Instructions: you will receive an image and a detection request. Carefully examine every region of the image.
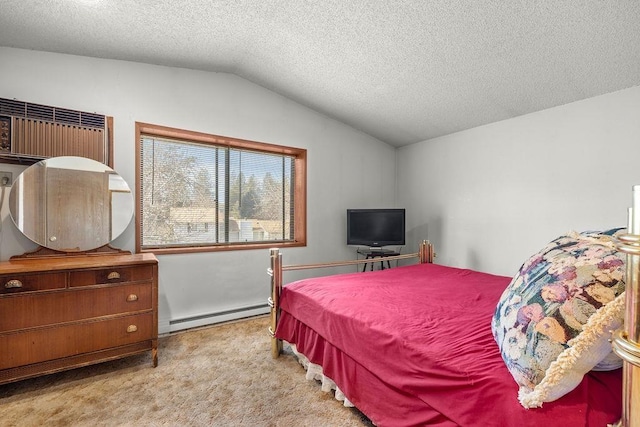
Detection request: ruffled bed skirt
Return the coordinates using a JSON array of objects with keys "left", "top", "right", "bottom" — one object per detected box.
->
[{"left": 288, "top": 343, "right": 355, "bottom": 408}]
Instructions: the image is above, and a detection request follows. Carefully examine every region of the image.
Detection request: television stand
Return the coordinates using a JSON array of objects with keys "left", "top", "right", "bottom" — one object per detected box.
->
[{"left": 357, "top": 248, "right": 401, "bottom": 272}]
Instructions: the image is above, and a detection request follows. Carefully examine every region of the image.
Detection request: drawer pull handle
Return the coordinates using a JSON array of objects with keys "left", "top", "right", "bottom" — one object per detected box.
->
[
  {"left": 4, "top": 279, "right": 23, "bottom": 289},
  {"left": 127, "top": 325, "right": 138, "bottom": 333},
  {"left": 107, "top": 271, "right": 121, "bottom": 280},
  {"left": 127, "top": 294, "right": 138, "bottom": 302}
]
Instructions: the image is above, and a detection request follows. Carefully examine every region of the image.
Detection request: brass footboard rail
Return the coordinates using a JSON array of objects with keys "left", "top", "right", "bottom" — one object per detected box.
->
[
  {"left": 267, "top": 240, "right": 434, "bottom": 359},
  {"left": 612, "top": 185, "right": 640, "bottom": 427}
]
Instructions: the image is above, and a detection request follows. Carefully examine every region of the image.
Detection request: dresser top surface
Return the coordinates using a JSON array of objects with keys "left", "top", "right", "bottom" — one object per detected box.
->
[{"left": 0, "top": 253, "right": 158, "bottom": 274}]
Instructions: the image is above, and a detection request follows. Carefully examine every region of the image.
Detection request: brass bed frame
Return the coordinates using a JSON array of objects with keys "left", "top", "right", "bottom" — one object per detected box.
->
[
  {"left": 612, "top": 185, "right": 640, "bottom": 427},
  {"left": 267, "top": 240, "right": 434, "bottom": 359},
  {"left": 268, "top": 199, "right": 640, "bottom": 426}
]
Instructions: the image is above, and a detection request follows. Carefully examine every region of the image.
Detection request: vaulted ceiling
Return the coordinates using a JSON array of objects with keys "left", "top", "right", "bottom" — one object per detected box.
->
[{"left": 1, "top": 1, "right": 639, "bottom": 147}]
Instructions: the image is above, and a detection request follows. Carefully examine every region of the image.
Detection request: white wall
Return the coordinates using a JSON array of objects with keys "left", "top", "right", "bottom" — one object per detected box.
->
[
  {"left": 0, "top": 47, "right": 397, "bottom": 333},
  {"left": 398, "top": 86, "right": 640, "bottom": 277}
]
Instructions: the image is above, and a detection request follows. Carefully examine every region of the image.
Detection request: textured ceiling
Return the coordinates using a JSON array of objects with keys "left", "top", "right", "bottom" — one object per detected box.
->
[{"left": 1, "top": 1, "right": 639, "bottom": 147}]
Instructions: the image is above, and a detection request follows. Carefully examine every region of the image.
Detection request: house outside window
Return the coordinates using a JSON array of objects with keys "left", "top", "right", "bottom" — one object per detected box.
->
[{"left": 135, "top": 122, "right": 307, "bottom": 254}]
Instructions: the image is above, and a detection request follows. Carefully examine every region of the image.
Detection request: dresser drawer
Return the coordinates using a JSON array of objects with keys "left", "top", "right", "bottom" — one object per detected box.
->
[
  {"left": 0, "top": 312, "right": 154, "bottom": 370},
  {"left": 0, "top": 283, "right": 153, "bottom": 332},
  {"left": 0, "top": 272, "right": 66, "bottom": 295},
  {"left": 69, "top": 265, "right": 154, "bottom": 287},
  {"left": 0, "top": 253, "right": 158, "bottom": 384}
]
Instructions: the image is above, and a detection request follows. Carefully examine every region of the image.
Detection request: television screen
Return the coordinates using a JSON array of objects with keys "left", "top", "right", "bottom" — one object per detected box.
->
[{"left": 346, "top": 208, "right": 405, "bottom": 247}]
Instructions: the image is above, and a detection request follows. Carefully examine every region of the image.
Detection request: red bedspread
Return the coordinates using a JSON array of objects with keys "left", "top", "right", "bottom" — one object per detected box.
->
[{"left": 275, "top": 263, "right": 622, "bottom": 427}]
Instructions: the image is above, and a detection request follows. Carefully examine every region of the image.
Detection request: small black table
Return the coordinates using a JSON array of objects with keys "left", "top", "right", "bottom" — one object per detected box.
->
[{"left": 357, "top": 248, "right": 400, "bottom": 272}]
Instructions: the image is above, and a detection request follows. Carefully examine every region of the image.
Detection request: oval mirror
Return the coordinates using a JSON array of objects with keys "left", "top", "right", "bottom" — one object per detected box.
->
[{"left": 8, "top": 156, "right": 134, "bottom": 252}]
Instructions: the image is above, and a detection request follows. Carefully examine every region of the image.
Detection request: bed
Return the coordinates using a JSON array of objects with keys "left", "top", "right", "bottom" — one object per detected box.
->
[{"left": 267, "top": 238, "right": 631, "bottom": 427}]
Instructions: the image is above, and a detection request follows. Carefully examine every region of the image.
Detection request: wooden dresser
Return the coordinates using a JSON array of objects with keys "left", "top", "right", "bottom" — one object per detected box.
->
[{"left": 0, "top": 250, "right": 158, "bottom": 385}]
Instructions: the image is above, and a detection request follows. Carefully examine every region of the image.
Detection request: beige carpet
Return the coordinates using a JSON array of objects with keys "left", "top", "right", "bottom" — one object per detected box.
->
[{"left": 0, "top": 315, "right": 373, "bottom": 427}]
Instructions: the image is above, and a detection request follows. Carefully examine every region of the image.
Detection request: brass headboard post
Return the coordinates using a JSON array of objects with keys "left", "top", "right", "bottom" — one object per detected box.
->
[
  {"left": 613, "top": 185, "right": 640, "bottom": 427},
  {"left": 268, "top": 248, "right": 283, "bottom": 359},
  {"left": 420, "top": 239, "right": 434, "bottom": 264}
]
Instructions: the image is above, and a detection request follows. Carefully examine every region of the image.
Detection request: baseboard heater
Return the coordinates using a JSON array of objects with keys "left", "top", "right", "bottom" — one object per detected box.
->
[{"left": 168, "top": 303, "right": 269, "bottom": 332}]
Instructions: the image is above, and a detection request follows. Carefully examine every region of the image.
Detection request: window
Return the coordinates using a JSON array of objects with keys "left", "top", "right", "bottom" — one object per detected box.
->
[{"left": 135, "top": 122, "right": 307, "bottom": 254}]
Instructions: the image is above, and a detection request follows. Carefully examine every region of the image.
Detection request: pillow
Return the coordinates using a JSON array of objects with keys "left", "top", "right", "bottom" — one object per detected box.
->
[{"left": 491, "top": 229, "right": 626, "bottom": 408}]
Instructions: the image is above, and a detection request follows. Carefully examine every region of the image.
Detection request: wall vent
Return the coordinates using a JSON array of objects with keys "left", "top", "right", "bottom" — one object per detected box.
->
[{"left": 0, "top": 98, "right": 111, "bottom": 166}]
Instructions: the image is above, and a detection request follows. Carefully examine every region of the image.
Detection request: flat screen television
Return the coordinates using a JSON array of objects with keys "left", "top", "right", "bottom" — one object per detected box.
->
[{"left": 346, "top": 208, "right": 405, "bottom": 248}]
